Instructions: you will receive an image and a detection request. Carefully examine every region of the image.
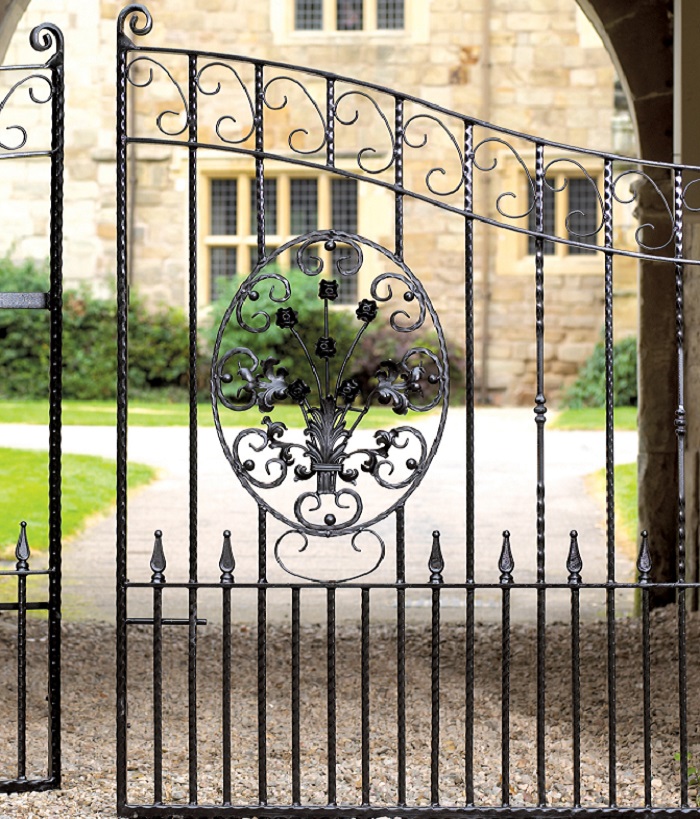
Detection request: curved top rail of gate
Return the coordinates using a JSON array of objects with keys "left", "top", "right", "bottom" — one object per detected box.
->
[{"left": 118, "top": 3, "right": 700, "bottom": 266}]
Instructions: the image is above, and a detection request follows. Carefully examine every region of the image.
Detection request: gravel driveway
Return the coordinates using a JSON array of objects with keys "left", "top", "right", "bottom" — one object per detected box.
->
[{"left": 1, "top": 607, "right": 698, "bottom": 818}]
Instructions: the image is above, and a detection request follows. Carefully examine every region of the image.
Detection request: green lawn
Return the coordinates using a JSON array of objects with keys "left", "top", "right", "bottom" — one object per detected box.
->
[
  {"left": 0, "top": 399, "right": 429, "bottom": 429},
  {"left": 0, "top": 448, "right": 155, "bottom": 560},
  {"left": 551, "top": 406, "right": 637, "bottom": 431}
]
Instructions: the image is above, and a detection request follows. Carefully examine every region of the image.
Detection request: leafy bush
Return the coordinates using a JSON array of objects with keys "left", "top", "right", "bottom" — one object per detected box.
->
[
  {"left": 0, "top": 257, "right": 189, "bottom": 400},
  {"left": 563, "top": 335, "right": 637, "bottom": 408}
]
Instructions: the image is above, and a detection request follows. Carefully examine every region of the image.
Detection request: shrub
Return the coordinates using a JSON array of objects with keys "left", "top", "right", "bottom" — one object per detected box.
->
[
  {"left": 0, "top": 256, "right": 190, "bottom": 400},
  {"left": 563, "top": 335, "right": 637, "bottom": 408}
]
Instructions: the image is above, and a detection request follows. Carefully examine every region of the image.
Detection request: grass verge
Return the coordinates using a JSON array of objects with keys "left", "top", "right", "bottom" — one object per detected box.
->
[
  {"left": 586, "top": 462, "right": 638, "bottom": 559},
  {"left": 0, "top": 448, "right": 155, "bottom": 560},
  {"left": 550, "top": 406, "right": 637, "bottom": 431}
]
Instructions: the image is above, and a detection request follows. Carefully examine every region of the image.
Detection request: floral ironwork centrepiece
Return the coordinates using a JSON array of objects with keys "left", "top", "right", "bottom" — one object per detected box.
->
[{"left": 211, "top": 230, "right": 449, "bottom": 552}]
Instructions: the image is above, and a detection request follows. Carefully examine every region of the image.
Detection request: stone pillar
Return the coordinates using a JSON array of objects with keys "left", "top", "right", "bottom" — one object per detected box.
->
[
  {"left": 576, "top": 0, "right": 676, "bottom": 605},
  {"left": 636, "top": 172, "right": 678, "bottom": 608},
  {"left": 674, "top": 0, "right": 700, "bottom": 609}
]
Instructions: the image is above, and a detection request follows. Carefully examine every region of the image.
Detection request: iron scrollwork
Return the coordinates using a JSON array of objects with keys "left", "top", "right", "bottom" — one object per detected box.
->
[
  {"left": 0, "top": 23, "right": 62, "bottom": 155},
  {"left": 211, "top": 230, "right": 448, "bottom": 563}
]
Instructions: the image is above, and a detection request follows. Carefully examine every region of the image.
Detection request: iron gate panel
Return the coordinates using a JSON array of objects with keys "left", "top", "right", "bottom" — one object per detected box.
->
[
  {"left": 116, "top": 5, "right": 699, "bottom": 817},
  {"left": 0, "top": 22, "right": 64, "bottom": 794}
]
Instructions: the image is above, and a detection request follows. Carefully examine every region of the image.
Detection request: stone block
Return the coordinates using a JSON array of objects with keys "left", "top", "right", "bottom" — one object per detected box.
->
[
  {"left": 97, "top": 221, "right": 116, "bottom": 240},
  {"left": 570, "top": 68, "right": 597, "bottom": 87},
  {"left": 505, "top": 12, "right": 543, "bottom": 32},
  {"left": 557, "top": 342, "right": 595, "bottom": 363}
]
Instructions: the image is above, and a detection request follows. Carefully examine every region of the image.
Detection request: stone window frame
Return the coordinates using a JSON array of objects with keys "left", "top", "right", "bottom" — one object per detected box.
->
[
  {"left": 293, "top": 0, "right": 404, "bottom": 32},
  {"left": 199, "top": 160, "right": 363, "bottom": 306},
  {"left": 269, "top": 0, "right": 429, "bottom": 45}
]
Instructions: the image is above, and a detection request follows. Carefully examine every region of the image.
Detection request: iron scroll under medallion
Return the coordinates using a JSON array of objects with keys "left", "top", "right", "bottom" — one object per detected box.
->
[{"left": 211, "top": 229, "right": 449, "bottom": 537}]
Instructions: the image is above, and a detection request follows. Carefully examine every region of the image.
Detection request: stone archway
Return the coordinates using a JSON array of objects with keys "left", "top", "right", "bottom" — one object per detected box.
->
[{"left": 0, "top": 0, "right": 30, "bottom": 61}]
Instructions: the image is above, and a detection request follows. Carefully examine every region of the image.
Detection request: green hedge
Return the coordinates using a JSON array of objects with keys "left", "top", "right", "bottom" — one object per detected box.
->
[
  {"left": 0, "top": 257, "right": 463, "bottom": 404},
  {"left": 0, "top": 257, "right": 189, "bottom": 400}
]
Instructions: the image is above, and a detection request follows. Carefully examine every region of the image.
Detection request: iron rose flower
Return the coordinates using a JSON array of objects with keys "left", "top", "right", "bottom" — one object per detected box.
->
[
  {"left": 315, "top": 336, "right": 337, "bottom": 358},
  {"left": 319, "top": 279, "right": 339, "bottom": 301},
  {"left": 339, "top": 378, "right": 361, "bottom": 402},
  {"left": 275, "top": 307, "right": 298, "bottom": 329},
  {"left": 356, "top": 299, "right": 378, "bottom": 323},
  {"left": 287, "top": 378, "right": 311, "bottom": 403}
]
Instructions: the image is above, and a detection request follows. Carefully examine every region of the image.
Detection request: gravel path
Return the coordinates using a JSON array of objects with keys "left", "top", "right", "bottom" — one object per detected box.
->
[{"left": 1, "top": 607, "right": 698, "bottom": 817}]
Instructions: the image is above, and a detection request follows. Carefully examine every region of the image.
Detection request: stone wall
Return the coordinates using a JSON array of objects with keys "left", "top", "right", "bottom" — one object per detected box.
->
[{"left": 0, "top": 0, "right": 637, "bottom": 405}]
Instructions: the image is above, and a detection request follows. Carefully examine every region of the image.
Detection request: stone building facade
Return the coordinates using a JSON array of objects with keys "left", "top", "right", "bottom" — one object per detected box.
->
[{"left": 0, "top": 0, "right": 637, "bottom": 404}]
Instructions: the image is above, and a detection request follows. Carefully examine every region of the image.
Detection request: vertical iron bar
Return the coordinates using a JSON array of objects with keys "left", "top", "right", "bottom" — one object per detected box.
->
[
  {"left": 327, "top": 586, "right": 336, "bottom": 805},
  {"left": 499, "top": 532, "right": 514, "bottom": 808},
  {"left": 292, "top": 587, "right": 301, "bottom": 804},
  {"left": 255, "top": 64, "right": 265, "bottom": 262},
  {"left": 430, "top": 585, "right": 441, "bottom": 805},
  {"left": 153, "top": 584, "right": 163, "bottom": 803},
  {"left": 603, "top": 158, "right": 617, "bottom": 807},
  {"left": 394, "top": 97, "right": 404, "bottom": 260},
  {"left": 258, "top": 507, "right": 268, "bottom": 805},
  {"left": 642, "top": 581, "right": 652, "bottom": 807},
  {"left": 637, "top": 532, "right": 653, "bottom": 808},
  {"left": 361, "top": 587, "right": 370, "bottom": 805},
  {"left": 47, "top": 29, "right": 64, "bottom": 788},
  {"left": 115, "top": 23, "right": 130, "bottom": 810},
  {"left": 326, "top": 78, "right": 335, "bottom": 169},
  {"left": 222, "top": 584, "right": 231, "bottom": 805},
  {"left": 463, "top": 120, "right": 475, "bottom": 807},
  {"left": 150, "top": 530, "right": 166, "bottom": 806},
  {"left": 674, "top": 167, "right": 688, "bottom": 807},
  {"left": 501, "top": 581, "right": 510, "bottom": 806},
  {"left": 220, "top": 530, "right": 234, "bottom": 807},
  {"left": 534, "top": 142, "right": 547, "bottom": 806},
  {"left": 429, "top": 532, "right": 444, "bottom": 807},
  {"left": 568, "top": 531, "right": 583, "bottom": 808},
  {"left": 396, "top": 507, "right": 406, "bottom": 806},
  {"left": 16, "top": 548, "right": 27, "bottom": 781},
  {"left": 571, "top": 583, "right": 581, "bottom": 806},
  {"left": 187, "top": 52, "right": 199, "bottom": 807}
]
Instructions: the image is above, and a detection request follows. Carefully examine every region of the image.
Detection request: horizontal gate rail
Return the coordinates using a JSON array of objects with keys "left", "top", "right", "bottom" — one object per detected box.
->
[{"left": 0, "top": 292, "right": 50, "bottom": 309}]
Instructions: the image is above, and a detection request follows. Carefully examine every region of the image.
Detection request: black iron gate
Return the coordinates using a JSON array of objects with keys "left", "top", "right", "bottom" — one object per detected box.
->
[
  {"left": 0, "top": 23, "right": 63, "bottom": 794},
  {"left": 116, "top": 4, "right": 698, "bottom": 817}
]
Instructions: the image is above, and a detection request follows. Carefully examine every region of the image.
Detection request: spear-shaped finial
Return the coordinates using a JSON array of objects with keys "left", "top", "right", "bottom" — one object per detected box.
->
[
  {"left": 219, "top": 530, "right": 235, "bottom": 584},
  {"left": 15, "top": 521, "right": 29, "bottom": 570},
  {"left": 566, "top": 530, "right": 583, "bottom": 584},
  {"left": 498, "top": 530, "right": 514, "bottom": 584},
  {"left": 428, "top": 531, "right": 444, "bottom": 584},
  {"left": 637, "top": 530, "right": 651, "bottom": 584},
  {"left": 150, "top": 529, "right": 166, "bottom": 584}
]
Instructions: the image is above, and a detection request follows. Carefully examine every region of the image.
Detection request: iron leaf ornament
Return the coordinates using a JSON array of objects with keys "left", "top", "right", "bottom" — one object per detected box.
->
[{"left": 211, "top": 230, "right": 449, "bottom": 538}]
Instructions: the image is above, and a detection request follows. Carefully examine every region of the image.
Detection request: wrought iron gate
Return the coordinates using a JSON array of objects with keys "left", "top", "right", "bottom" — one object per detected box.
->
[
  {"left": 116, "top": 4, "right": 698, "bottom": 817},
  {"left": 0, "top": 23, "right": 64, "bottom": 794}
]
